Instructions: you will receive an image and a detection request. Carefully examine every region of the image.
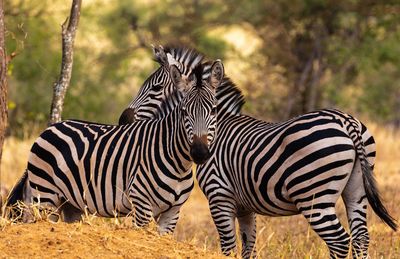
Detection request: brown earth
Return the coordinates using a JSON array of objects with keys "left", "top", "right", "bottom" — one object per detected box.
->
[{"left": 0, "top": 220, "right": 226, "bottom": 259}]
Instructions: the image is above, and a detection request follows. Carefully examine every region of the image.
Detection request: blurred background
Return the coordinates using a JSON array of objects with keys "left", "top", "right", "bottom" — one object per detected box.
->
[{"left": 5, "top": 0, "right": 400, "bottom": 137}]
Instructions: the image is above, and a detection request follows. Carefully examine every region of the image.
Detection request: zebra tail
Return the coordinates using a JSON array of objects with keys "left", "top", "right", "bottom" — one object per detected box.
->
[
  {"left": 355, "top": 127, "right": 398, "bottom": 231},
  {"left": 6, "top": 170, "right": 28, "bottom": 211},
  {"left": 361, "top": 162, "right": 397, "bottom": 231}
]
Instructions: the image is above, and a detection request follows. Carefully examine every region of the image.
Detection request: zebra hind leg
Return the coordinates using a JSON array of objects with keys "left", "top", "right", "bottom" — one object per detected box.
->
[
  {"left": 301, "top": 207, "right": 350, "bottom": 259},
  {"left": 238, "top": 212, "right": 257, "bottom": 259},
  {"left": 23, "top": 182, "right": 62, "bottom": 223},
  {"left": 342, "top": 159, "right": 369, "bottom": 258},
  {"left": 61, "top": 201, "right": 83, "bottom": 223}
]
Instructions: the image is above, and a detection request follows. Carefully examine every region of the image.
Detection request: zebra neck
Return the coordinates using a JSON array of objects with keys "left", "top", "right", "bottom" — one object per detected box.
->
[
  {"left": 162, "top": 107, "right": 193, "bottom": 175},
  {"left": 127, "top": 66, "right": 163, "bottom": 108}
]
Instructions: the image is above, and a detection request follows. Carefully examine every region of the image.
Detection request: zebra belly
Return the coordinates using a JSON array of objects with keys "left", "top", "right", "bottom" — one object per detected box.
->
[
  {"left": 82, "top": 185, "right": 131, "bottom": 217},
  {"left": 235, "top": 182, "right": 299, "bottom": 217}
]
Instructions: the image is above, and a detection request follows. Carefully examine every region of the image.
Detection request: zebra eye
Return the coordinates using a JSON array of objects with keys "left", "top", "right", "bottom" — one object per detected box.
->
[
  {"left": 211, "top": 107, "right": 217, "bottom": 116},
  {"left": 152, "top": 84, "right": 163, "bottom": 92}
]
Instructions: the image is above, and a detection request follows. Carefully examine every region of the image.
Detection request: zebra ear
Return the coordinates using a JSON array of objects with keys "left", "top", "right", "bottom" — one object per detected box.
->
[
  {"left": 209, "top": 60, "right": 224, "bottom": 89},
  {"left": 152, "top": 45, "right": 168, "bottom": 65},
  {"left": 169, "top": 65, "right": 186, "bottom": 92}
]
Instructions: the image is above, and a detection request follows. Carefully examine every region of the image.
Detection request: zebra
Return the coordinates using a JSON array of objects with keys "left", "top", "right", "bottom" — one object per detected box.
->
[
  {"left": 6, "top": 59, "right": 225, "bottom": 235},
  {"left": 196, "top": 107, "right": 397, "bottom": 258},
  {"left": 118, "top": 54, "right": 396, "bottom": 258},
  {"left": 119, "top": 45, "right": 204, "bottom": 125}
]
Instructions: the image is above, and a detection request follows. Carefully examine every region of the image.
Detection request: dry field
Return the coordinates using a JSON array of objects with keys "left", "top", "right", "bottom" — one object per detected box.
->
[{"left": 0, "top": 122, "right": 399, "bottom": 258}]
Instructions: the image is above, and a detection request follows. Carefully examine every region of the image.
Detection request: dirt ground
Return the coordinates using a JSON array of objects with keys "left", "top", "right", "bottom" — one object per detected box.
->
[{"left": 0, "top": 220, "right": 226, "bottom": 259}]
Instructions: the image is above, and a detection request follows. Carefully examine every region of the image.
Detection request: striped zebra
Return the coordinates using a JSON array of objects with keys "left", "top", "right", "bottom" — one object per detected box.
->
[
  {"left": 6, "top": 59, "right": 225, "bottom": 235},
  {"left": 119, "top": 45, "right": 203, "bottom": 124},
  {"left": 120, "top": 56, "right": 396, "bottom": 258},
  {"left": 196, "top": 108, "right": 397, "bottom": 258}
]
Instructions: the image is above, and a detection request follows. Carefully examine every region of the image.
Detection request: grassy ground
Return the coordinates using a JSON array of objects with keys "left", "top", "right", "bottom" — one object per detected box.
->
[
  {"left": 1, "top": 122, "right": 399, "bottom": 258},
  {"left": 0, "top": 220, "right": 227, "bottom": 258}
]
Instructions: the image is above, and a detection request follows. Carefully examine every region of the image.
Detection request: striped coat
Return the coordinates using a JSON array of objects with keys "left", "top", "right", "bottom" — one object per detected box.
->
[
  {"left": 7, "top": 60, "right": 224, "bottom": 235},
  {"left": 120, "top": 56, "right": 396, "bottom": 258}
]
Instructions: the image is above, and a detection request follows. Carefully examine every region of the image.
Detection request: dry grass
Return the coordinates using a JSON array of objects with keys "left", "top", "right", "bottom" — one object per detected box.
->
[
  {"left": 0, "top": 220, "right": 226, "bottom": 258},
  {"left": 1, "top": 122, "right": 399, "bottom": 258}
]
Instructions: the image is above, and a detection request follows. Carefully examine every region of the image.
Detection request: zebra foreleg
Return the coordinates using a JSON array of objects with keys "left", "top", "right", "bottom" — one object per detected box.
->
[
  {"left": 210, "top": 203, "right": 238, "bottom": 256},
  {"left": 156, "top": 205, "right": 181, "bottom": 235},
  {"left": 342, "top": 160, "right": 369, "bottom": 258},
  {"left": 301, "top": 207, "right": 350, "bottom": 259},
  {"left": 238, "top": 212, "right": 257, "bottom": 259}
]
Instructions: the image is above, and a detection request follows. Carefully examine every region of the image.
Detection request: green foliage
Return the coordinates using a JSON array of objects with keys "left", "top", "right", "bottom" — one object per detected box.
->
[{"left": 4, "top": 0, "right": 400, "bottom": 137}]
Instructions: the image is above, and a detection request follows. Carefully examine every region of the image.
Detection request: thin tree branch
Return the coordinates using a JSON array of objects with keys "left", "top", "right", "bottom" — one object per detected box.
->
[{"left": 49, "top": 0, "right": 82, "bottom": 125}]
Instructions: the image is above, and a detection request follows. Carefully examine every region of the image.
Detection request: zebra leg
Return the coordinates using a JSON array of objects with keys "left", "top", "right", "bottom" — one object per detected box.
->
[
  {"left": 157, "top": 205, "right": 181, "bottom": 235},
  {"left": 23, "top": 180, "right": 62, "bottom": 223},
  {"left": 132, "top": 202, "right": 153, "bottom": 228},
  {"left": 342, "top": 160, "right": 369, "bottom": 258},
  {"left": 61, "top": 202, "right": 83, "bottom": 223},
  {"left": 301, "top": 207, "right": 350, "bottom": 259},
  {"left": 22, "top": 180, "right": 35, "bottom": 223},
  {"left": 238, "top": 212, "right": 257, "bottom": 259},
  {"left": 210, "top": 203, "right": 237, "bottom": 256}
]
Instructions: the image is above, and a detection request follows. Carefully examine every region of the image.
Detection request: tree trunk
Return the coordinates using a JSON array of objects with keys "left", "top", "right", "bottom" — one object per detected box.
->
[
  {"left": 284, "top": 54, "right": 313, "bottom": 119},
  {"left": 0, "top": 0, "right": 8, "bottom": 204},
  {"left": 48, "top": 0, "right": 82, "bottom": 125}
]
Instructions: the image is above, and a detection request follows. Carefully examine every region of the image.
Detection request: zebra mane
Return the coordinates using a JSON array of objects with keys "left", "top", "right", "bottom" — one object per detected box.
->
[
  {"left": 193, "top": 62, "right": 204, "bottom": 89},
  {"left": 216, "top": 76, "right": 245, "bottom": 117},
  {"left": 162, "top": 45, "right": 204, "bottom": 74},
  {"left": 201, "top": 60, "right": 245, "bottom": 117},
  {"left": 152, "top": 46, "right": 245, "bottom": 119},
  {"left": 155, "top": 61, "right": 206, "bottom": 119}
]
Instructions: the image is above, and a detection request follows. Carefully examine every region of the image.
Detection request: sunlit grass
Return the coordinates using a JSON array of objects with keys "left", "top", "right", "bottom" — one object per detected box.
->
[{"left": 1, "top": 122, "right": 399, "bottom": 258}]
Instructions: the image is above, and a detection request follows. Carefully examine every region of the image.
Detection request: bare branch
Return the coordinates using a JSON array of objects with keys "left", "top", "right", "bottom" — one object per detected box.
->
[{"left": 49, "top": 0, "right": 82, "bottom": 125}]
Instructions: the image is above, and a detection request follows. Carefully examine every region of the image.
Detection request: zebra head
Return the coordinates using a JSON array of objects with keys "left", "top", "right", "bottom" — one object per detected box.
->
[
  {"left": 119, "top": 45, "right": 204, "bottom": 125},
  {"left": 170, "top": 60, "right": 224, "bottom": 164}
]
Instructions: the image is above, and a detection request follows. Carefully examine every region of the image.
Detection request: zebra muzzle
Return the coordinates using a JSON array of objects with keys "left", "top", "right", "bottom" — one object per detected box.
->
[{"left": 190, "top": 134, "right": 211, "bottom": 164}]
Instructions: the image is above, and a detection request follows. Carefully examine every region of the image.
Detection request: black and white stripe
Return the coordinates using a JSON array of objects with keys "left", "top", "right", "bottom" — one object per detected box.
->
[
  {"left": 117, "top": 50, "right": 396, "bottom": 258},
  {"left": 7, "top": 60, "right": 224, "bottom": 235},
  {"left": 196, "top": 105, "right": 397, "bottom": 258}
]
